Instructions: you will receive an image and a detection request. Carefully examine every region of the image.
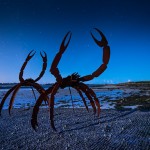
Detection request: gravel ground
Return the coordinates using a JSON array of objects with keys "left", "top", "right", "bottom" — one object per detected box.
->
[{"left": 0, "top": 108, "right": 150, "bottom": 150}]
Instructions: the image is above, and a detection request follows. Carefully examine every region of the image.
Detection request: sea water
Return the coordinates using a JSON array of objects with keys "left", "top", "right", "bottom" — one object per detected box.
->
[{"left": 0, "top": 85, "right": 142, "bottom": 110}]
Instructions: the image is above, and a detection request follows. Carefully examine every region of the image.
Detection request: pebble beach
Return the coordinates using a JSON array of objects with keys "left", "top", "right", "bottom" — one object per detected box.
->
[{"left": 0, "top": 108, "right": 150, "bottom": 150}]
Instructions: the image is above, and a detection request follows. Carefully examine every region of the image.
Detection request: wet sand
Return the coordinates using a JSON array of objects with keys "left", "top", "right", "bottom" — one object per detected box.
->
[{"left": 0, "top": 108, "right": 150, "bottom": 150}]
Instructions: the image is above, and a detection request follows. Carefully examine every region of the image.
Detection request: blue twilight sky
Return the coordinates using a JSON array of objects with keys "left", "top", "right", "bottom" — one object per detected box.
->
[{"left": 0, "top": 0, "right": 150, "bottom": 84}]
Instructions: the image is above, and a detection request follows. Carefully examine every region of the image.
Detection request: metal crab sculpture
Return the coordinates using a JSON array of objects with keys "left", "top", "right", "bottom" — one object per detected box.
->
[
  {"left": 31, "top": 28, "right": 110, "bottom": 131},
  {"left": 0, "top": 51, "right": 47, "bottom": 115},
  {"left": 0, "top": 28, "right": 110, "bottom": 131}
]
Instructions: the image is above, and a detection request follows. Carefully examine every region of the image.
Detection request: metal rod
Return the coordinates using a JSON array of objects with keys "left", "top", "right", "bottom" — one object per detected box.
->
[
  {"left": 69, "top": 86, "right": 75, "bottom": 112},
  {"left": 31, "top": 87, "right": 36, "bottom": 101}
]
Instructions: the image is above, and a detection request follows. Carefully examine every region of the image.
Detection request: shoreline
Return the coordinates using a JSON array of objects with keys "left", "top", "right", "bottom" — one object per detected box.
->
[
  {"left": 0, "top": 108, "right": 150, "bottom": 150},
  {"left": 1, "top": 83, "right": 150, "bottom": 110}
]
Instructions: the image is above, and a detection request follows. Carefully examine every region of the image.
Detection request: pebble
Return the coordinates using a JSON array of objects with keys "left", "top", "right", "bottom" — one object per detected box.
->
[{"left": 0, "top": 108, "right": 150, "bottom": 150}]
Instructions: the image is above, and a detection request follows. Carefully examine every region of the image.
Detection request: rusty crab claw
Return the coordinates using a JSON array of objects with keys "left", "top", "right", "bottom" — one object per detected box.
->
[
  {"left": 19, "top": 50, "right": 36, "bottom": 82},
  {"left": 34, "top": 51, "right": 47, "bottom": 82},
  {"left": 40, "top": 51, "right": 47, "bottom": 62},
  {"left": 91, "top": 28, "right": 108, "bottom": 47},
  {"left": 50, "top": 31, "right": 72, "bottom": 83},
  {"left": 79, "top": 28, "right": 110, "bottom": 82},
  {"left": 59, "top": 31, "right": 72, "bottom": 53},
  {"left": 25, "top": 50, "right": 36, "bottom": 62},
  {"left": 91, "top": 28, "right": 110, "bottom": 65}
]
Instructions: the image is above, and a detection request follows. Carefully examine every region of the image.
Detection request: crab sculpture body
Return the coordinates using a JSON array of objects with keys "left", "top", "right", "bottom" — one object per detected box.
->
[
  {"left": 0, "top": 51, "right": 47, "bottom": 114},
  {"left": 31, "top": 28, "right": 110, "bottom": 131}
]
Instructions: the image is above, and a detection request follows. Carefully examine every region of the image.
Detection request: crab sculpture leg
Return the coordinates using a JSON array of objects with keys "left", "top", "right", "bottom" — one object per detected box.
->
[
  {"left": 8, "top": 82, "right": 46, "bottom": 115},
  {"left": 31, "top": 84, "right": 56, "bottom": 130},
  {"left": 8, "top": 83, "right": 22, "bottom": 114},
  {"left": 49, "top": 83, "right": 60, "bottom": 131},
  {"left": 0, "top": 51, "right": 47, "bottom": 115},
  {"left": 74, "top": 87, "right": 89, "bottom": 112},
  {"left": 0, "top": 85, "right": 18, "bottom": 115},
  {"left": 78, "top": 83, "right": 101, "bottom": 116},
  {"left": 76, "top": 84, "right": 97, "bottom": 114}
]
